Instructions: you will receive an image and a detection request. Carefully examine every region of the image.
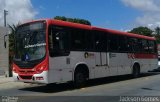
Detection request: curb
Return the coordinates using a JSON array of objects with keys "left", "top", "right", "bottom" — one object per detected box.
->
[{"left": 0, "top": 76, "right": 13, "bottom": 84}]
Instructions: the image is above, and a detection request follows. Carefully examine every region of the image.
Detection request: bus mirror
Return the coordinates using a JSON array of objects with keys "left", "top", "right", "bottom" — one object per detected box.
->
[
  {"left": 4, "top": 41, "right": 6, "bottom": 48},
  {"left": 4, "top": 34, "right": 9, "bottom": 49}
]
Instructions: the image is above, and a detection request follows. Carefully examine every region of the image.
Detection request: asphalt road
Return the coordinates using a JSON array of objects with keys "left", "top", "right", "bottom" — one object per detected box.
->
[{"left": 1, "top": 73, "right": 160, "bottom": 102}]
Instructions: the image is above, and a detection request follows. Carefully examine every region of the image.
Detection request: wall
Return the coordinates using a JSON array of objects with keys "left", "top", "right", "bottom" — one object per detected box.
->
[{"left": 0, "top": 27, "right": 9, "bottom": 76}]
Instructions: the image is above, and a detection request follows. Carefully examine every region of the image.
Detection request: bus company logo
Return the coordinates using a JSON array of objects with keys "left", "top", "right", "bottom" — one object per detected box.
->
[
  {"left": 84, "top": 52, "right": 94, "bottom": 58},
  {"left": 128, "top": 53, "right": 135, "bottom": 59},
  {"left": 84, "top": 52, "right": 89, "bottom": 58}
]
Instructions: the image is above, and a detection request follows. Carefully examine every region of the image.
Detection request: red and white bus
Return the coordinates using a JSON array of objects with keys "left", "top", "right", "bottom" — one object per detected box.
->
[{"left": 12, "top": 19, "right": 158, "bottom": 86}]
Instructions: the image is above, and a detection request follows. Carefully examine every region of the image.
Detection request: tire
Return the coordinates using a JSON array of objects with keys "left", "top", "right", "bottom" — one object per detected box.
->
[
  {"left": 74, "top": 70, "right": 87, "bottom": 88},
  {"left": 132, "top": 64, "right": 140, "bottom": 78}
]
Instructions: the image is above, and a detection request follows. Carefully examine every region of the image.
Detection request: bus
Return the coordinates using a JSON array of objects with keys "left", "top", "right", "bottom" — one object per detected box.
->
[
  {"left": 12, "top": 19, "right": 158, "bottom": 87},
  {"left": 157, "top": 44, "right": 160, "bottom": 68}
]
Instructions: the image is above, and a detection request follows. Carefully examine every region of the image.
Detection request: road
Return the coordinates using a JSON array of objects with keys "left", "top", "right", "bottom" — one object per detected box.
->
[{"left": 0, "top": 73, "right": 160, "bottom": 102}]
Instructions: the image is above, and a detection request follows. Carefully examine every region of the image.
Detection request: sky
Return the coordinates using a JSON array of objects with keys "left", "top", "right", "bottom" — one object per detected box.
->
[{"left": 0, "top": 0, "right": 160, "bottom": 31}]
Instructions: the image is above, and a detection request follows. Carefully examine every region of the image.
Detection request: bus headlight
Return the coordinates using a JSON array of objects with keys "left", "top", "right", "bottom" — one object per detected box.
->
[
  {"left": 36, "top": 65, "right": 47, "bottom": 74},
  {"left": 13, "top": 66, "right": 17, "bottom": 73}
]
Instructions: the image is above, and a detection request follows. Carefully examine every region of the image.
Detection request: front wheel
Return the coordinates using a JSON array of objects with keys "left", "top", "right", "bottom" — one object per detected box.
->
[
  {"left": 74, "top": 70, "right": 87, "bottom": 88},
  {"left": 132, "top": 64, "right": 140, "bottom": 78}
]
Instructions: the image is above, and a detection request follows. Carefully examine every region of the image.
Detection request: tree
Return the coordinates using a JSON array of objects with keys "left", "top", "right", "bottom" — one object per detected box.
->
[
  {"left": 54, "top": 16, "right": 91, "bottom": 25},
  {"left": 129, "top": 26, "right": 153, "bottom": 37},
  {"left": 54, "top": 16, "right": 67, "bottom": 21},
  {"left": 156, "top": 36, "right": 160, "bottom": 44},
  {"left": 155, "top": 27, "right": 160, "bottom": 35}
]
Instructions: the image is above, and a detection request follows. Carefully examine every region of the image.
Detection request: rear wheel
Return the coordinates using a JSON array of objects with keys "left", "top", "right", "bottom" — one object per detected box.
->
[{"left": 132, "top": 64, "right": 140, "bottom": 78}]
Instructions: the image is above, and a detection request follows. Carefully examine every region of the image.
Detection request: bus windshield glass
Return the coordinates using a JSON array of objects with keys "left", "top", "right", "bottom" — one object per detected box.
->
[{"left": 14, "top": 21, "right": 46, "bottom": 62}]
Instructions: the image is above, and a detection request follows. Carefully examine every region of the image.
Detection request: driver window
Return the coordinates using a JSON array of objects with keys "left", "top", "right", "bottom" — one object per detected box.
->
[{"left": 48, "top": 25, "right": 70, "bottom": 57}]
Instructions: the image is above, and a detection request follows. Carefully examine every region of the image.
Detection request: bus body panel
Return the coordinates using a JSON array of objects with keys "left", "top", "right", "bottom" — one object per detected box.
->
[
  {"left": 48, "top": 56, "right": 72, "bottom": 83},
  {"left": 48, "top": 51, "right": 158, "bottom": 84},
  {"left": 48, "top": 51, "right": 95, "bottom": 83},
  {"left": 109, "top": 53, "right": 133, "bottom": 76},
  {"left": 94, "top": 52, "right": 109, "bottom": 78},
  {"left": 131, "top": 53, "right": 158, "bottom": 73}
]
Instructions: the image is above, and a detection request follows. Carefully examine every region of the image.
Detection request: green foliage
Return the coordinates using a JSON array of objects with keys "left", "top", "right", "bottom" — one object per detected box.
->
[
  {"left": 129, "top": 26, "right": 153, "bottom": 37},
  {"left": 154, "top": 27, "right": 160, "bottom": 44},
  {"left": 8, "top": 24, "right": 16, "bottom": 76},
  {"left": 156, "top": 35, "right": 160, "bottom": 44},
  {"left": 54, "top": 16, "right": 91, "bottom": 25}
]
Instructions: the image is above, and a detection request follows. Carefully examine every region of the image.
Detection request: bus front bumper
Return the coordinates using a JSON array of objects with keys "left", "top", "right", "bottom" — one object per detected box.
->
[{"left": 12, "top": 71, "right": 49, "bottom": 84}]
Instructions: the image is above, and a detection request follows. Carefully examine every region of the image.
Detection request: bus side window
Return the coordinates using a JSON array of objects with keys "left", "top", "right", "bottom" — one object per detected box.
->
[
  {"left": 118, "top": 36, "right": 128, "bottom": 52},
  {"left": 108, "top": 34, "right": 118, "bottom": 52},
  {"left": 100, "top": 33, "right": 108, "bottom": 52},
  {"left": 126, "top": 37, "right": 132, "bottom": 52},
  {"left": 85, "top": 30, "right": 94, "bottom": 51},
  {"left": 48, "top": 26, "right": 70, "bottom": 57},
  {"left": 137, "top": 39, "right": 143, "bottom": 53},
  {"left": 154, "top": 41, "right": 158, "bottom": 54},
  {"left": 94, "top": 31, "right": 107, "bottom": 52},
  {"left": 132, "top": 38, "right": 142, "bottom": 53},
  {"left": 70, "top": 28, "right": 86, "bottom": 51},
  {"left": 142, "top": 39, "right": 149, "bottom": 53},
  {"left": 48, "top": 26, "right": 53, "bottom": 51},
  {"left": 148, "top": 40, "right": 156, "bottom": 54},
  {"left": 95, "top": 32, "right": 101, "bottom": 51}
]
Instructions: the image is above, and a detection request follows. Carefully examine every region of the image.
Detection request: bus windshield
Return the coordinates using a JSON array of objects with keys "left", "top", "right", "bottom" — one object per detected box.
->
[{"left": 14, "top": 21, "right": 46, "bottom": 63}]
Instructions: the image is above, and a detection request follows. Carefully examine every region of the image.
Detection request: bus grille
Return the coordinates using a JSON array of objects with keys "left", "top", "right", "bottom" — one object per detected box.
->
[
  {"left": 19, "top": 76, "right": 32, "bottom": 80},
  {"left": 19, "top": 70, "right": 35, "bottom": 74}
]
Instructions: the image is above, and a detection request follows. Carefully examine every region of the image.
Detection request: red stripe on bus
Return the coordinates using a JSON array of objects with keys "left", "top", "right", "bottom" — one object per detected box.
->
[
  {"left": 92, "top": 27, "right": 155, "bottom": 41},
  {"left": 134, "top": 53, "right": 157, "bottom": 59}
]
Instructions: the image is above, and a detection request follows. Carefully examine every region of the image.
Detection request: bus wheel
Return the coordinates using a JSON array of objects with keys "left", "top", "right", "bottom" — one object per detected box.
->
[
  {"left": 74, "top": 70, "right": 86, "bottom": 88},
  {"left": 132, "top": 64, "right": 140, "bottom": 78}
]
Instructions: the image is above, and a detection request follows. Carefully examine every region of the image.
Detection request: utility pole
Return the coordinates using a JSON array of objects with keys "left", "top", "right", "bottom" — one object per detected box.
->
[
  {"left": 3, "top": 10, "right": 10, "bottom": 77},
  {"left": 4, "top": 10, "right": 8, "bottom": 27}
]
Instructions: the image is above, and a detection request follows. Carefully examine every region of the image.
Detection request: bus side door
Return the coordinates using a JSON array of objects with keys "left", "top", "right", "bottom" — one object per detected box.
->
[
  {"left": 108, "top": 36, "right": 132, "bottom": 76},
  {"left": 94, "top": 32, "right": 109, "bottom": 78}
]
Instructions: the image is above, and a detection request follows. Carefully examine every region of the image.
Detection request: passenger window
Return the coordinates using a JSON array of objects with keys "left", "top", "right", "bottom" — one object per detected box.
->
[
  {"left": 118, "top": 36, "right": 127, "bottom": 52},
  {"left": 142, "top": 40, "right": 149, "bottom": 53},
  {"left": 148, "top": 41, "right": 155, "bottom": 53},
  {"left": 85, "top": 31, "right": 94, "bottom": 51},
  {"left": 109, "top": 34, "right": 118, "bottom": 52},
  {"left": 95, "top": 32, "right": 108, "bottom": 52},
  {"left": 70, "top": 29, "right": 86, "bottom": 50},
  {"left": 132, "top": 38, "right": 141, "bottom": 53}
]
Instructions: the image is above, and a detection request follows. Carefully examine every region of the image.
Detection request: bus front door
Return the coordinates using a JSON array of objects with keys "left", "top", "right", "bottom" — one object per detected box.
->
[{"left": 95, "top": 52, "right": 109, "bottom": 78}]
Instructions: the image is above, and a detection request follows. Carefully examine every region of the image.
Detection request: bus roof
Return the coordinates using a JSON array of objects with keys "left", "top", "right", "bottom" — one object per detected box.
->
[
  {"left": 92, "top": 27, "right": 156, "bottom": 41},
  {"left": 20, "top": 19, "right": 156, "bottom": 41},
  {"left": 47, "top": 19, "right": 92, "bottom": 30}
]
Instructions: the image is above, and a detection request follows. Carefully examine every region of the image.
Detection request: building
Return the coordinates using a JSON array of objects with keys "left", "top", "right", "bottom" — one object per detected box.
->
[{"left": 0, "top": 26, "right": 9, "bottom": 77}]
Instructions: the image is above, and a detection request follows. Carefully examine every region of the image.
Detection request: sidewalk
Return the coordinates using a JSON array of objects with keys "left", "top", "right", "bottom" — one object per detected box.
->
[{"left": 0, "top": 76, "right": 13, "bottom": 84}]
